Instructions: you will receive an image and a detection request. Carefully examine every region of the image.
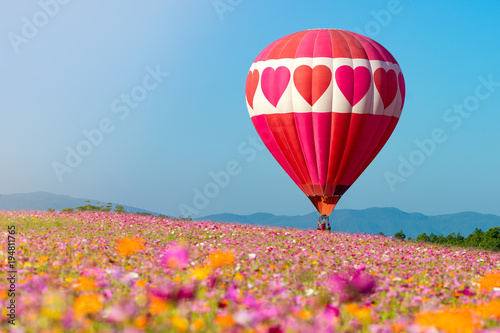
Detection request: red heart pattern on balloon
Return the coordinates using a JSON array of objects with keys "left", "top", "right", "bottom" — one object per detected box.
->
[
  {"left": 374, "top": 68, "right": 398, "bottom": 109},
  {"left": 261, "top": 66, "right": 291, "bottom": 107},
  {"left": 245, "top": 69, "right": 259, "bottom": 109},
  {"left": 335, "top": 66, "right": 371, "bottom": 106},
  {"left": 293, "top": 65, "right": 332, "bottom": 106}
]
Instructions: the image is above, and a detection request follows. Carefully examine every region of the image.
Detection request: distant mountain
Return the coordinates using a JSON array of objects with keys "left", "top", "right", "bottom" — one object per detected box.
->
[
  {"left": 200, "top": 208, "right": 500, "bottom": 238},
  {"left": 2, "top": 192, "right": 498, "bottom": 238},
  {"left": 0, "top": 191, "right": 159, "bottom": 215}
]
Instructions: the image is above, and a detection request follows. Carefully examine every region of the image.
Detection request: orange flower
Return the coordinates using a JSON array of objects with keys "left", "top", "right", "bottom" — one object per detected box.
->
[
  {"left": 345, "top": 303, "right": 371, "bottom": 320},
  {"left": 474, "top": 300, "right": 500, "bottom": 319},
  {"left": 73, "top": 294, "right": 103, "bottom": 318},
  {"left": 136, "top": 279, "right": 147, "bottom": 288},
  {"left": 74, "top": 277, "right": 96, "bottom": 291},
  {"left": 148, "top": 295, "right": 168, "bottom": 315},
  {"left": 116, "top": 238, "right": 144, "bottom": 257},
  {"left": 134, "top": 315, "right": 148, "bottom": 329},
  {"left": 414, "top": 308, "right": 480, "bottom": 333},
  {"left": 477, "top": 271, "right": 500, "bottom": 291},
  {"left": 215, "top": 313, "right": 235, "bottom": 326},
  {"left": 298, "top": 309, "right": 312, "bottom": 320},
  {"left": 193, "top": 318, "right": 205, "bottom": 330},
  {"left": 391, "top": 323, "right": 405, "bottom": 333},
  {"left": 207, "top": 250, "right": 235, "bottom": 269}
]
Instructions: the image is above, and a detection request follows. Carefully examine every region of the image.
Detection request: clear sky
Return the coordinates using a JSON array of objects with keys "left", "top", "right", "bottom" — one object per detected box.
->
[{"left": 1, "top": 0, "right": 499, "bottom": 218}]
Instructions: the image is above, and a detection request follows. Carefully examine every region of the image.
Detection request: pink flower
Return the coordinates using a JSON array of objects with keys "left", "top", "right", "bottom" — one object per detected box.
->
[
  {"left": 327, "top": 270, "right": 376, "bottom": 303},
  {"left": 161, "top": 246, "right": 189, "bottom": 269}
]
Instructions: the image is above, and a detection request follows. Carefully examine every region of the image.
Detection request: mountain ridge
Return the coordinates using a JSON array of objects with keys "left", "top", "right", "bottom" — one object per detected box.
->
[
  {"left": 200, "top": 208, "right": 500, "bottom": 238},
  {"left": 0, "top": 191, "right": 158, "bottom": 215},
  {"left": 1, "top": 192, "right": 498, "bottom": 238}
]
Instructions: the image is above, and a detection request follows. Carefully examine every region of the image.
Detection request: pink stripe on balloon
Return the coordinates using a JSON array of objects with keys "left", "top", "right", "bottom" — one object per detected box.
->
[
  {"left": 313, "top": 29, "right": 333, "bottom": 58},
  {"left": 294, "top": 113, "right": 319, "bottom": 184},
  {"left": 295, "top": 30, "right": 318, "bottom": 58}
]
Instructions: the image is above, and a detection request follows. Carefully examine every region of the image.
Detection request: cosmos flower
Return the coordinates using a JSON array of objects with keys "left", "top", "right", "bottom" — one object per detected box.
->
[{"left": 161, "top": 245, "right": 189, "bottom": 269}]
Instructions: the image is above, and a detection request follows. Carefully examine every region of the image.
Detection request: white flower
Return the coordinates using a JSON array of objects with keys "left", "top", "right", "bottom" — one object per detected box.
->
[
  {"left": 305, "top": 288, "right": 314, "bottom": 296},
  {"left": 248, "top": 253, "right": 256, "bottom": 259}
]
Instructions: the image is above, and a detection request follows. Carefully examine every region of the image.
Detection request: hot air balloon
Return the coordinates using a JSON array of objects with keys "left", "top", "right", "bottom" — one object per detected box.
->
[{"left": 245, "top": 29, "right": 405, "bottom": 230}]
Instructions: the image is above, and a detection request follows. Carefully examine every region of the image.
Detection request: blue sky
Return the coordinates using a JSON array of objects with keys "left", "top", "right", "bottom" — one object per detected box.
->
[{"left": 1, "top": 0, "right": 499, "bottom": 218}]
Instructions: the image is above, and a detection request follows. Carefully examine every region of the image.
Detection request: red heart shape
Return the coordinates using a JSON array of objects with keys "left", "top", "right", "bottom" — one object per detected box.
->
[
  {"left": 398, "top": 72, "right": 405, "bottom": 110},
  {"left": 293, "top": 65, "right": 332, "bottom": 106},
  {"left": 374, "top": 68, "right": 398, "bottom": 109},
  {"left": 335, "top": 66, "right": 371, "bottom": 106},
  {"left": 245, "top": 69, "right": 259, "bottom": 109},
  {"left": 261, "top": 67, "right": 291, "bottom": 107}
]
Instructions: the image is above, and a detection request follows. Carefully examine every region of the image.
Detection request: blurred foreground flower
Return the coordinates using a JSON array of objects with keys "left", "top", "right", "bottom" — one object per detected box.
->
[
  {"left": 327, "top": 269, "right": 376, "bottom": 303},
  {"left": 73, "top": 294, "right": 103, "bottom": 318},
  {"left": 161, "top": 246, "right": 189, "bottom": 269},
  {"left": 414, "top": 308, "right": 480, "bottom": 333},
  {"left": 116, "top": 238, "right": 144, "bottom": 257},
  {"left": 477, "top": 271, "right": 500, "bottom": 292}
]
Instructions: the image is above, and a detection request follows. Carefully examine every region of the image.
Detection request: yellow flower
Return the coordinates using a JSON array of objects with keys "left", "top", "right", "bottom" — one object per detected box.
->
[
  {"left": 414, "top": 308, "right": 480, "bottom": 333},
  {"left": 172, "top": 315, "right": 189, "bottom": 332},
  {"left": 345, "top": 303, "right": 371, "bottom": 320},
  {"left": 73, "top": 294, "right": 103, "bottom": 318},
  {"left": 116, "top": 238, "right": 144, "bottom": 257},
  {"left": 191, "top": 266, "right": 211, "bottom": 280},
  {"left": 234, "top": 273, "right": 243, "bottom": 280},
  {"left": 477, "top": 271, "right": 500, "bottom": 291},
  {"left": 207, "top": 250, "right": 235, "bottom": 269},
  {"left": 193, "top": 318, "right": 205, "bottom": 330}
]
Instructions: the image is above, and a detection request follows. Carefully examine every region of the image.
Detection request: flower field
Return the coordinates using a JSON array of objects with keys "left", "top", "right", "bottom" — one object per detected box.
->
[{"left": 2, "top": 211, "right": 500, "bottom": 332}]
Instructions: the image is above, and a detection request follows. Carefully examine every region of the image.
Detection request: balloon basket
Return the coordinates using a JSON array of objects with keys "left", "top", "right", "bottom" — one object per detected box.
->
[{"left": 316, "top": 214, "right": 331, "bottom": 232}]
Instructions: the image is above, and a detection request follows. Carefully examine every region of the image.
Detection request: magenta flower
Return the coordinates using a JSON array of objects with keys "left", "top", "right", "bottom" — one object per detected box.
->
[{"left": 327, "top": 270, "right": 376, "bottom": 303}]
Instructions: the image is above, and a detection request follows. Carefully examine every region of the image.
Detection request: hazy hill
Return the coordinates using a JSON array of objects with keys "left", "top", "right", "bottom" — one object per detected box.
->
[
  {"left": 1, "top": 192, "right": 498, "bottom": 238},
  {"left": 0, "top": 191, "right": 158, "bottom": 215},
  {"left": 200, "top": 208, "right": 500, "bottom": 238}
]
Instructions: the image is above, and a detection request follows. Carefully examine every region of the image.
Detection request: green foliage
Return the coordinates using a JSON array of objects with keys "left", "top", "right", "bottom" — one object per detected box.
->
[
  {"left": 414, "top": 226, "right": 500, "bottom": 251},
  {"left": 135, "top": 212, "right": 154, "bottom": 216},
  {"left": 75, "top": 204, "right": 111, "bottom": 212},
  {"left": 61, "top": 208, "right": 74, "bottom": 212},
  {"left": 178, "top": 215, "right": 193, "bottom": 221},
  {"left": 416, "top": 233, "right": 430, "bottom": 243},
  {"left": 114, "top": 205, "right": 126, "bottom": 213},
  {"left": 48, "top": 208, "right": 55, "bottom": 212},
  {"left": 394, "top": 230, "right": 406, "bottom": 240}
]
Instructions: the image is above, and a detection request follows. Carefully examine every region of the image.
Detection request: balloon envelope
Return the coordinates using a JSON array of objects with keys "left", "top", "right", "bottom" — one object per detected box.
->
[{"left": 245, "top": 29, "right": 405, "bottom": 215}]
